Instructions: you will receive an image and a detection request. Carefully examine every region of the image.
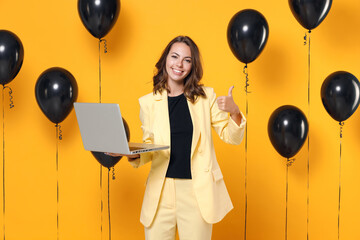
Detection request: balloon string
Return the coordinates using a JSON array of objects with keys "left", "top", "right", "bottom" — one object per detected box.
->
[
  {"left": 285, "top": 158, "right": 295, "bottom": 240},
  {"left": 108, "top": 169, "right": 112, "bottom": 240},
  {"left": 306, "top": 135, "right": 310, "bottom": 240},
  {"left": 58, "top": 125, "right": 62, "bottom": 140},
  {"left": 3, "top": 87, "right": 14, "bottom": 109},
  {"left": 305, "top": 29, "right": 311, "bottom": 240},
  {"left": 287, "top": 158, "right": 295, "bottom": 167},
  {"left": 243, "top": 64, "right": 250, "bottom": 93},
  {"left": 338, "top": 122, "right": 344, "bottom": 240},
  {"left": 98, "top": 38, "right": 108, "bottom": 239},
  {"left": 98, "top": 39, "right": 102, "bottom": 103},
  {"left": 2, "top": 88, "right": 5, "bottom": 240},
  {"left": 304, "top": 30, "right": 311, "bottom": 45},
  {"left": 111, "top": 167, "right": 115, "bottom": 180},
  {"left": 243, "top": 64, "right": 249, "bottom": 240},
  {"left": 100, "top": 166, "right": 103, "bottom": 240},
  {"left": 98, "top": 38, "right": 108, "bottom": 104},
  {"left": 285, "top": 161, "right": 289, "bottom": 240},
  {"left": 100, "top": 39, "right": 108, "bottom": 53},
  {"left": 339, "top": 122, "right": 344, "bottom": 138},
  {"left": 55, "top": 124, "right": 60, "bottom": 240},
  {"left": 307, "top": 30, "right": 311, "bottom": 109}
]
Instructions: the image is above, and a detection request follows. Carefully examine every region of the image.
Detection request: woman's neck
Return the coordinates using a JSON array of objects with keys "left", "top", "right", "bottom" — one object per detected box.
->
[{"left": 167, "top": 82, "right": 184, "bottom": 97}]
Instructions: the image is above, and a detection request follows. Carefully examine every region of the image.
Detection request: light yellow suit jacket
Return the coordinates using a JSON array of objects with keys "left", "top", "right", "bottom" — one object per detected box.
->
[{"left": 131, "top": 86, "right": 246, "bottom": 227}]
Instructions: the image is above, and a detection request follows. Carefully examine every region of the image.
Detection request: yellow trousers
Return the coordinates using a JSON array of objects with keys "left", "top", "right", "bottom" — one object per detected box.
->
[{"left": 145, "top": 178, "right": 213, "bottom": 240}]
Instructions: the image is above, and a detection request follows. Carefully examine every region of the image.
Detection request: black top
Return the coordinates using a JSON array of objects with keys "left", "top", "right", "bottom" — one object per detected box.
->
[{"left": 165, "top": 93, "right": 193, "bottom": 179}]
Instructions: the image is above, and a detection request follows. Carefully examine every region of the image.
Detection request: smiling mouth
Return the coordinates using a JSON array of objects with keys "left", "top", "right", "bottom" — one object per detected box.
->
[{"left": 172, "top": 68, "right": 183, "bottom": 74}]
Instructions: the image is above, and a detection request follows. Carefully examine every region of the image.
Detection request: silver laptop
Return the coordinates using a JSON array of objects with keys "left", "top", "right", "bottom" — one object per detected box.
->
[{"left": 74, "top": 102, "right": 169, "bottom": 154}]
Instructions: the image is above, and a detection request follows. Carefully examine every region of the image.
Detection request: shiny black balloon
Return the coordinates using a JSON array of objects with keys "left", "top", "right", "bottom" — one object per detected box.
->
[
  {"left": 35, "top": 67, "right": 78, "bottom": 124},
  {"left": 78, "top": 0, "right": 120, "bottom": 39},
  {"left": 268, "top": 105, "right": 308, "bottom": 159},
  {"left": 0, "top": 30, "right": 24, "bottom": 85},
  {"left": 227, "top": 9, "right": 269, "bottom": 64},
  {"left": 91, "top": 118, "right": 130, "bottom": 168},
  {"left": 288, "top": 0, "right": 332, "bottom": 30},
  {"left": 321, "top": 71, "right": 360, "bottom": 122}
]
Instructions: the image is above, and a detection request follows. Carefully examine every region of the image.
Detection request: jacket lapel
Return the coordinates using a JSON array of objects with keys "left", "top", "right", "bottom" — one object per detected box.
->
[
  {"left": 187, "top": 97, "right": 201, "bottom": 160},
  {"left": 154, "top": 91, "right": 171, "bottom": 146}
]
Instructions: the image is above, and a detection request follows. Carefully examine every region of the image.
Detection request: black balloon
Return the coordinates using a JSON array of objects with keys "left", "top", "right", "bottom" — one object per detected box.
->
[
  {"left": 0, "top": 30, "right": 24, "bottom": 85},
  {"left": 35, "top": 67, "right": 78, "bottom": 124},
  {"left": 321, "top": 71, "right": 360, "bottom": 122},
  {"left": 227, "top": 9, "right": 269, "bottom": 64},
  {"left": 268, "top": 105, "right": 308, "bottom": 159},
  {"left": 92, "top": 118, "right": 130, "bottom": 168},
  {"left": 78, "top": 0, "right": 120, "bottom": 39},
  {"left": 288, "top": 0, "right": 332, "bottom": 30}
]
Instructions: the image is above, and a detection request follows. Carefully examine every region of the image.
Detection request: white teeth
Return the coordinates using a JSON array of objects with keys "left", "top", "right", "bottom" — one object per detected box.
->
[{"left": 173, "top": 69, "right": 182, "bottom": 73}]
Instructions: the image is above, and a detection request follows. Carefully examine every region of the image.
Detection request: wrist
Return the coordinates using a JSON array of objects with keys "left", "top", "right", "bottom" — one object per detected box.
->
[{"left": 230, "top": 106, "right": 240, "bottom": 116}]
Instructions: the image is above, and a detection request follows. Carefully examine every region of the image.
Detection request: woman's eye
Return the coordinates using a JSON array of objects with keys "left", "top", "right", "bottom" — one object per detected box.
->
[
  {"left": 171, "top": 55, "right": 178, "bottom": 59},
  {"left": 185, "top": 59, "right": 191, "bottom": 63}
]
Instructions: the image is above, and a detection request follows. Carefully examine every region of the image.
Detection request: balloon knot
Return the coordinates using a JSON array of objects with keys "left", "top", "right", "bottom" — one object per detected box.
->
[
  {"left": 100, "top": 39, "right": 108, "bottom": 53},
  {"left": 3, "top": 86, "right": 14, "bottom": 108},
  {"left": 58, "top": 125, "right": 63, "bottom": 140},
  {"left": 287, "top": 158, "right": 295, "bottom": 166},
  {"left": 339, "top": 122, "right": 344, "bottom": 138},
  {"left": 56, "top": 124, "right": 63, "bottom": 140},
  {"left": 111, "top": 167, "right": 115, "bottom": 180}
]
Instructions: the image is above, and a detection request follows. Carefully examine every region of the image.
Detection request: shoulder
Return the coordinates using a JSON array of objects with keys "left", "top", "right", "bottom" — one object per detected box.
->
[
  {"left": 139, "top": 90, "right": 165, "bottom": 106},
  {"left": 139, "top": 92, "right": 154, "bottom": 103},
  {"left": 200, "top": 86, "right": 216, "bottom": 100},
  {"left": 138, "top": 93, "right": 154, "bottom": 109},
  {"left": 202, "top": 86, "right": 215, "bottom": 95},
  {"left": 192, "top": 86, "right": 216, "bottom": 106}
]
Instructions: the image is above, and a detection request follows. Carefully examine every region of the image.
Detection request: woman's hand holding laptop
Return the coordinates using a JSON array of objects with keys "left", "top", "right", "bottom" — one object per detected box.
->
[{"left": 105, "top": 152, "right": 140, "bottom": 161}]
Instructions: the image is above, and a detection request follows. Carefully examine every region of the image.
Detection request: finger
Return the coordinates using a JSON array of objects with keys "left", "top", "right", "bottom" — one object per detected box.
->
[
  {"left": 105, "top": 152, "right": 121, "bottom": 157},
  {"left": 217, "top": 97, "right": 224, "bottom": 103},
  {"left": 228, "top": 86, "right": 234, "bottom": 97},
  {"left": 216, "top": 99, "right": 223, "bottom": 109}
]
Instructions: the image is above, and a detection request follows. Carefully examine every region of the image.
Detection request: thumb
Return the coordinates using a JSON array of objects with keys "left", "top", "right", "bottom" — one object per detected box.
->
[{"left": 228, "top": 85, "right": 234, "bottom": 97}]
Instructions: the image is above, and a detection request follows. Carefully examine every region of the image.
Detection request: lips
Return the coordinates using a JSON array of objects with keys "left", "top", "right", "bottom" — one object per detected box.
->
[{"left": 172, "top": 68, "right": 183, "bottom": 75}]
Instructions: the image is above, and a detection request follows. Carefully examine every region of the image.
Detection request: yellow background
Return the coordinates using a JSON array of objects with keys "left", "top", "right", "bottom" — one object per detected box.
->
[{"left": 1, "top": 0, "right": 360, "bottom": 239}]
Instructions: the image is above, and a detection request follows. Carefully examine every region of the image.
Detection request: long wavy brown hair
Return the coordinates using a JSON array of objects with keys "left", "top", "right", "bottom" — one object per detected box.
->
[{"left": 153, "top": 36, "right": 206, "bottom": 103}]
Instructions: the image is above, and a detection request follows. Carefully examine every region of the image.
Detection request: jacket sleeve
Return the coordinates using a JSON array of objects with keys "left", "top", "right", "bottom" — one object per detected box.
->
[
  {"left": 128, "top": 96, "right": 154, "bottom": 168},
  {"left": 209, "top": 88, "right": 246, "bottom": 145}
]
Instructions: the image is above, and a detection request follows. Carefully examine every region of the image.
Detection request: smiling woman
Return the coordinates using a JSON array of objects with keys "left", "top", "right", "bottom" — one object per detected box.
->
[
  {"left": 105, "top": 35, "right": 246, "bottom": 240},
  {"left": 1, "top": 0, "right": 360, "bottom": 239}
]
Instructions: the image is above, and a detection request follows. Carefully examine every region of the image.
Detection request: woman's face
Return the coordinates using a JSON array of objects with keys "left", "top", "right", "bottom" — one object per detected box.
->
[{"left": 165, "top": 42, "right": 192, "bottom": 85}]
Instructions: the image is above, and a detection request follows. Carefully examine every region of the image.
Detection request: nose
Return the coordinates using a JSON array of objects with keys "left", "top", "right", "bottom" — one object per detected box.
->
[{"left": 176, "top": 59, "right": 183, "bottom": 67}]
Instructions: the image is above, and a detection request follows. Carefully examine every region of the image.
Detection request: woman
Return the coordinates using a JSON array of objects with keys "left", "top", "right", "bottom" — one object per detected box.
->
[{"left": 108, "top": 35, "right": 246, "bottom": 239}]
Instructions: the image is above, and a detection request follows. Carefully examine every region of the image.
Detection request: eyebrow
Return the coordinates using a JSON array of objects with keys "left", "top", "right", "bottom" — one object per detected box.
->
[{"left": 170, "top": 52, "right": 192, "bottom": 59}]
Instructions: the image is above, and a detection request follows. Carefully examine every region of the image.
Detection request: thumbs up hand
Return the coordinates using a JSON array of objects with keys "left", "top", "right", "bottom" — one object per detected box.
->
[
  {"left": 217, "top": 86, "right": 243, "bottom": 125},
  {"left": 217, "top": 86, "right": 240, "bottom": 115}
]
